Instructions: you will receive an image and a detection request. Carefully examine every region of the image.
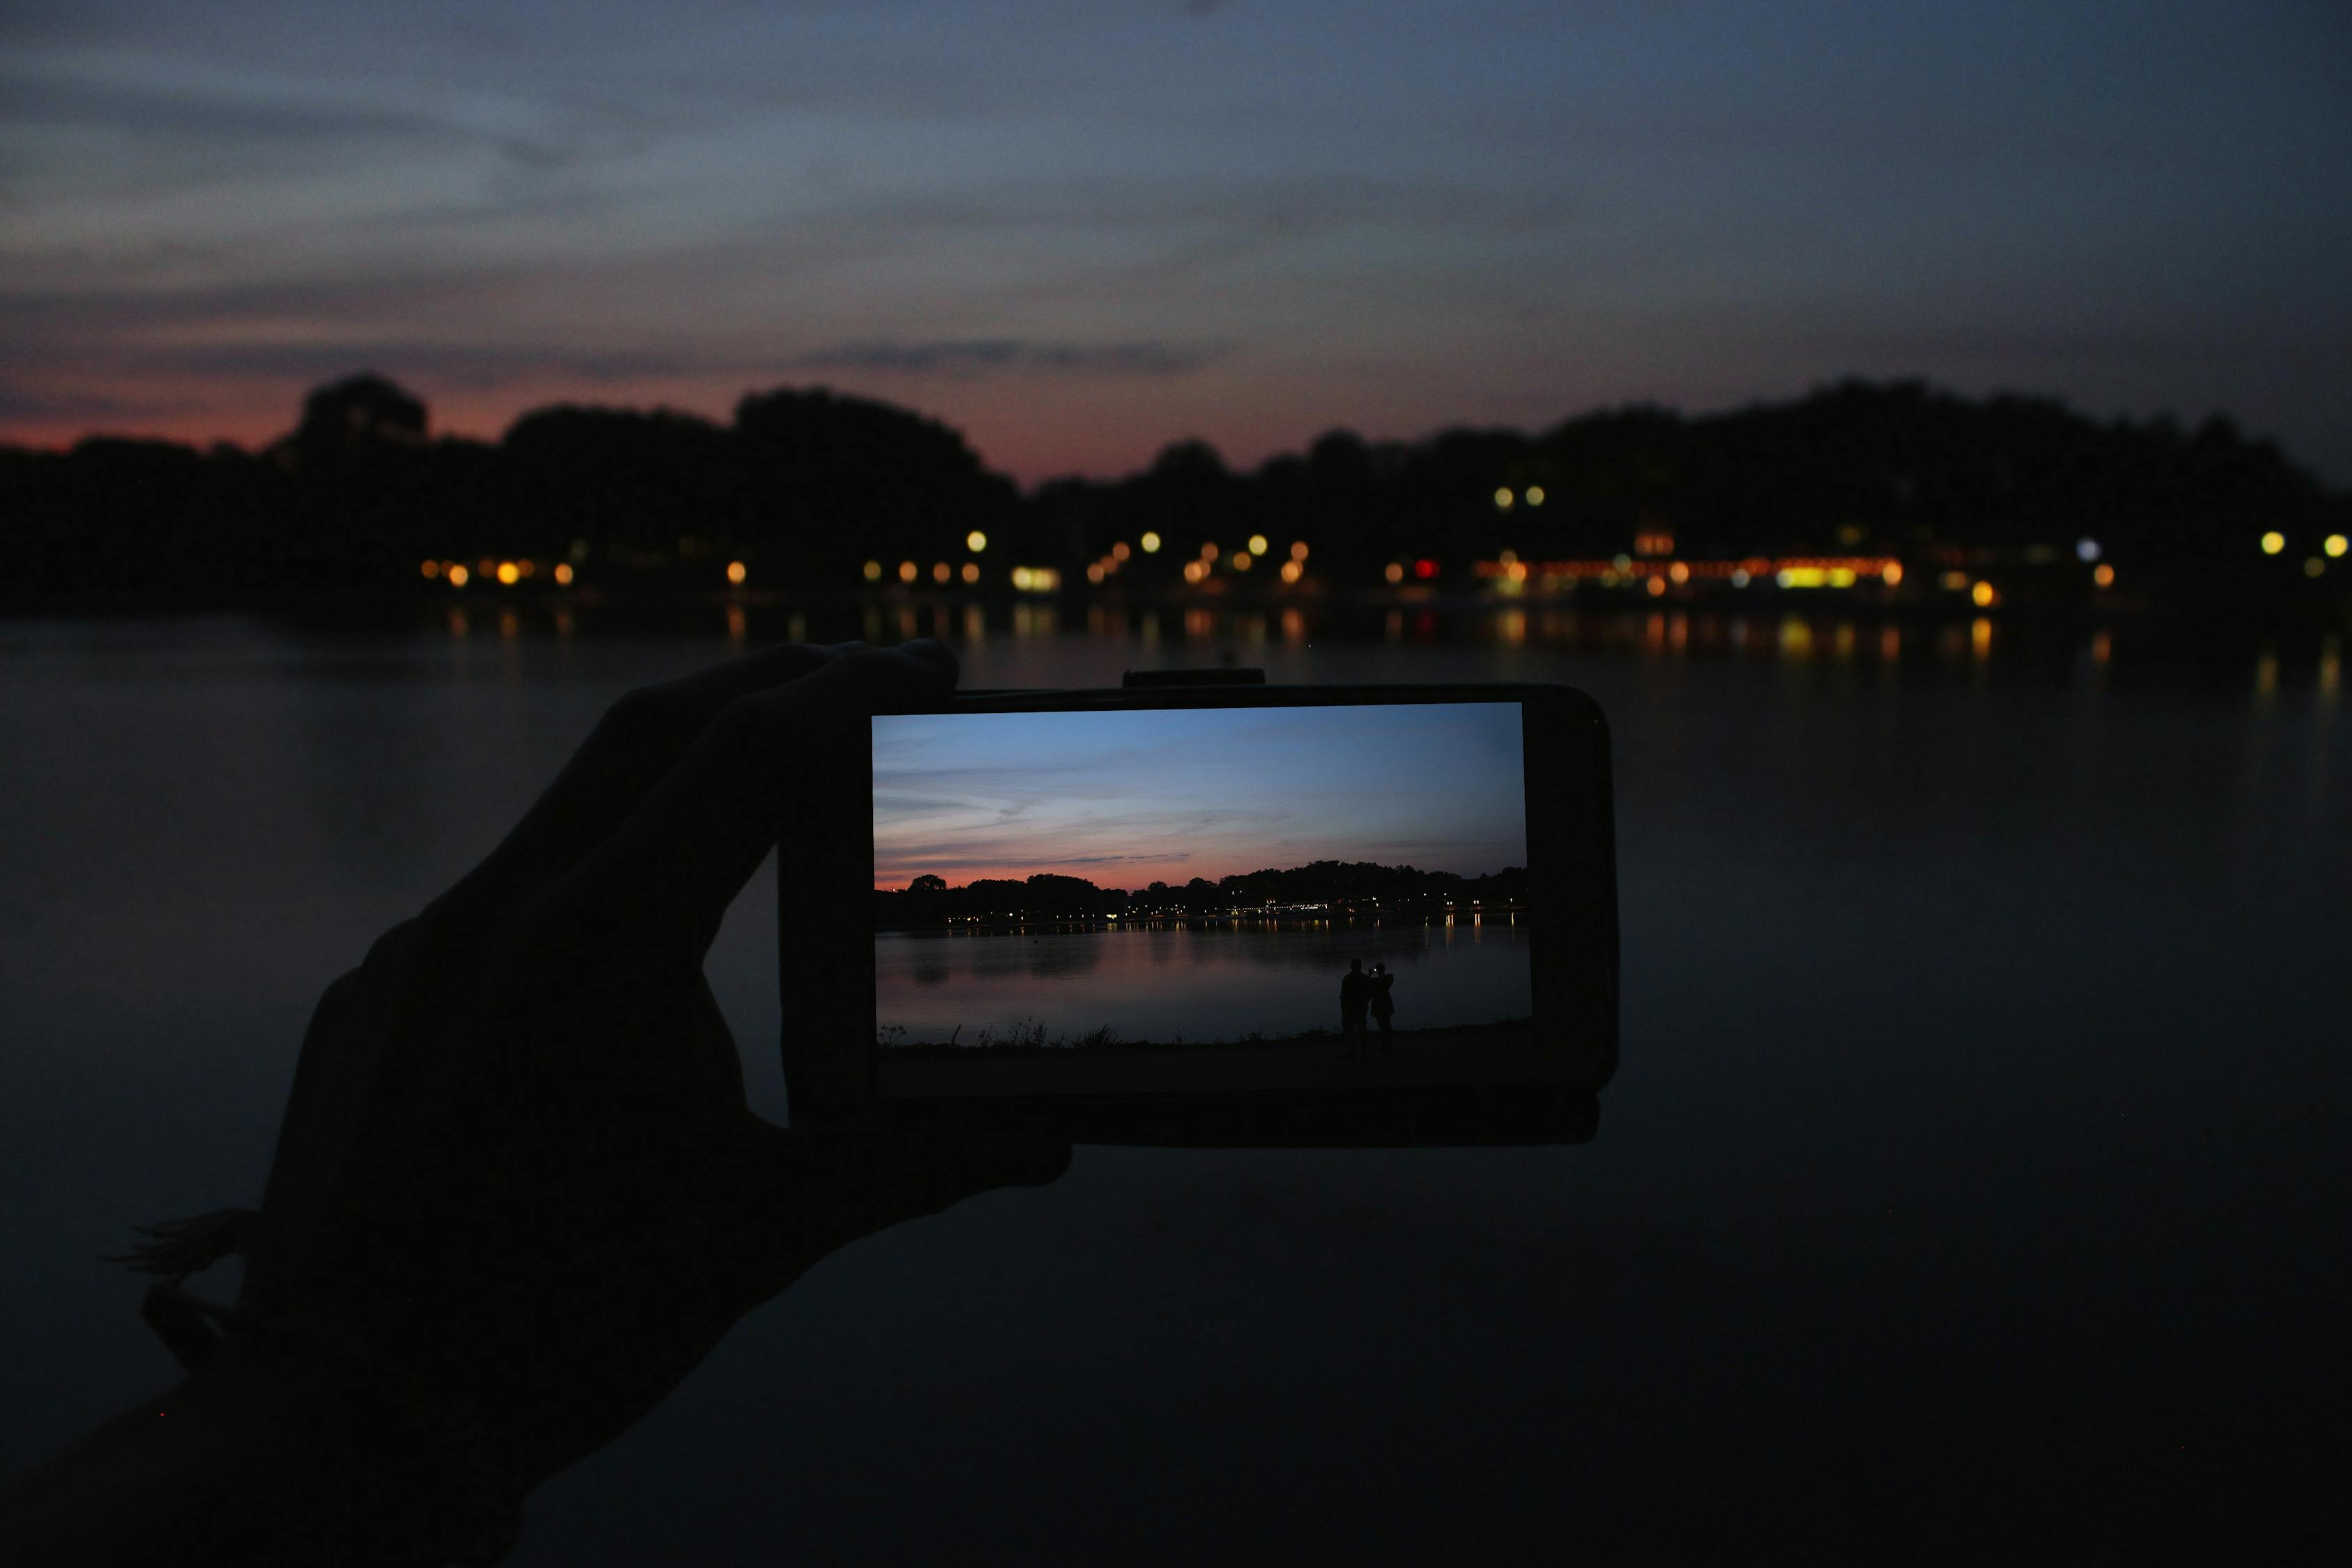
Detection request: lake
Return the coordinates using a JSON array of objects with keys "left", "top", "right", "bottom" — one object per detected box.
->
[{"left": 1, "top": 604, "right": 2345, "bottom": 1561}]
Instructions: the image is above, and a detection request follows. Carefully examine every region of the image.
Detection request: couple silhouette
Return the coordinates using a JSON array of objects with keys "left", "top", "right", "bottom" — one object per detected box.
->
[{"left": 1339, "top": 958, "right": 1395, "bottom": 1059}]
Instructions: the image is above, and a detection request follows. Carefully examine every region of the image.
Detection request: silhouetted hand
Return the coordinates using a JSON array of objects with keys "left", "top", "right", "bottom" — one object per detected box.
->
[{"left": 50, "top": 640, "right": 1068, "bottom": 1563}]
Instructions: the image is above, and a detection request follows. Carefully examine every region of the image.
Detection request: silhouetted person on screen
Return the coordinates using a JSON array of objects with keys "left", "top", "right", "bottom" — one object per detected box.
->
[
  {"left": 1369, "top": 962, "right": 1396, "bottom": 1057},
  {"left": 1339, "top": 958, "right": 1369, "bottom": 1058}
]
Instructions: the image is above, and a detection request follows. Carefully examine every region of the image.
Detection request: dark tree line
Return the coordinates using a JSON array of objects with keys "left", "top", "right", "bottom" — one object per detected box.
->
[
  {"left": 873, "top": 861, "right": 1529, "bottom": 929},
  {"left": 4, "top": 371, "right": 2346, "bottom": 615}
]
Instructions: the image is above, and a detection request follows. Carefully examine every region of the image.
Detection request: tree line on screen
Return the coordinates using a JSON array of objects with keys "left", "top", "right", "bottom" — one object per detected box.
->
[
  {"left": 4, "top": 370, "right": 2345, "bottom": 615},
  {"left": 873, "top": 859, "right": 1529, "bottom": 928}
]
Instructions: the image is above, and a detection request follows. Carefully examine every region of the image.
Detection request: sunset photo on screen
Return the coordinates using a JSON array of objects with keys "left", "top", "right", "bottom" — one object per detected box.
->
[{"left": 871, "top": 702, "right": 1532, "bottom": 1075}]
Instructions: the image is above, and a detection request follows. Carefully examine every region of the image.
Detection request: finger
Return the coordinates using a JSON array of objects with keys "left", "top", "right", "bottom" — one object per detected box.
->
[
  {"left": 450, "top": 643, "right": 884, "bottom": 911},
  {"left": 544, "top": 642, "right": 957, "bottom": 950}
]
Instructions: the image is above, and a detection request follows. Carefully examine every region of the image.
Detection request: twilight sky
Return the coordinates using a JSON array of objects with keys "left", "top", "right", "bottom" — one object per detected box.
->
[
  {"left": 871, "top": 702, "right": 1527, "bottom": 889},
  {"left": 4, "top": 1, "right": 2349, "bottom": 482}
]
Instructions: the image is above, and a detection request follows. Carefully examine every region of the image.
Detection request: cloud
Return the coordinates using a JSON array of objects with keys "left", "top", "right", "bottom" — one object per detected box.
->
[{"left": 795, "top": 337, "right": 1220, "bottom": 377}]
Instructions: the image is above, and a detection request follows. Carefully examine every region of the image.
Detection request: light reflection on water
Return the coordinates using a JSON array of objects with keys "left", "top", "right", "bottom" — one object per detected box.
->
[{"left": 877, "top": 921, "right": 1531, "bottom": 1045}]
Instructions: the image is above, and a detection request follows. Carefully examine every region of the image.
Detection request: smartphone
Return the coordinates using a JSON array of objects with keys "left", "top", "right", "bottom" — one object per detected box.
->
[{"left": 780, "top": 675, "right": 1616, "bottom": 1146}]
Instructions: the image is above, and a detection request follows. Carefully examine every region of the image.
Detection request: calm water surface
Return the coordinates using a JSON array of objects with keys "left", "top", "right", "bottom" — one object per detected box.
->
[
  {"left": 878, "top": 921, "right": 1532, "bottom": 1045},
  {"left": 1, "top": 609, "right": 2346, "bottom": 1561}
]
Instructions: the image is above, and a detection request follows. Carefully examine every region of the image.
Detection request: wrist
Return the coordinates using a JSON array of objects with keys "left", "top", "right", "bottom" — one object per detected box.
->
[{"left": 1, "top": 1337, "right": 521, "bottom": 1567}]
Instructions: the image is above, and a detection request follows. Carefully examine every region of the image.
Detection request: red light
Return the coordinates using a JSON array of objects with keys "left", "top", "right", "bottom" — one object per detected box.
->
[{"left": 1413, "top": 559, "right": 1438, "bottom": 579}]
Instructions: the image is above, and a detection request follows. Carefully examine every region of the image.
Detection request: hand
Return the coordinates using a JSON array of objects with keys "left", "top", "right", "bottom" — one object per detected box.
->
[{"left": 107, "top": 641, "right": 1070, "bottom": 1558}]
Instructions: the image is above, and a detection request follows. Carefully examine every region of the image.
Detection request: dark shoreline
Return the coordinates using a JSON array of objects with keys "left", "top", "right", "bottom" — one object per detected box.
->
[{"left": 883, "top": 1018, "right": 1528, "bottom": 1056}]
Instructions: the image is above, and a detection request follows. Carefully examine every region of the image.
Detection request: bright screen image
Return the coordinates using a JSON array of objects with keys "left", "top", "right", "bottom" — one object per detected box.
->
[{"left": 870, "top": 702, "right": 1532, "bottom": 1081}]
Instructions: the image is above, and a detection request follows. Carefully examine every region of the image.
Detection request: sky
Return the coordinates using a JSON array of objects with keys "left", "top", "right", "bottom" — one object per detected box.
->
[
  {"left": 3, "top": 1, "right": 2349, "bottom": 484},
  {"left": 871, "top": 702, "right": 1527, "bottom": 889}
]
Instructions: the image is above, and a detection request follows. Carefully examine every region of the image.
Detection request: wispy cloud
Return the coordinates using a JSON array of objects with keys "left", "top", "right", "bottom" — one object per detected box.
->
[{"left": 797, "top": 337, "right": 1220, "bottom": 377}]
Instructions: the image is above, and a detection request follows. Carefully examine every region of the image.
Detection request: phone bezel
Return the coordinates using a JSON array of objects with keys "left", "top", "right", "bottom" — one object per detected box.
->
[{"left": 779, "top": 681, "right": 1616, "bottom": 1142}]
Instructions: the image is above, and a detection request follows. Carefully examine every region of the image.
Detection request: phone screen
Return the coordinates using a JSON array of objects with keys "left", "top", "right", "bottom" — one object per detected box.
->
[{"left": 868, "top": 700, "right": 1537, "bottom": 1096}]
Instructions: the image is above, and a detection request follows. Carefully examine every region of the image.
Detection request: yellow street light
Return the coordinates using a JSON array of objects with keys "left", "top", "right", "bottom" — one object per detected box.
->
[
  {"left": 2261, "top": 531, "right": 2286, "bottom": 555},
  {"left": 2326, "top": 535, "right": 2348, "bottom": 558},
  {"left": 965, "top": 530, "right": 988, "bottom": 553},
  {"left": 1247, "top": 534, "right": 1268, "bottom": 556},
  {"left": 1140, "top": 532, "right": 1162, "bottom": 553},
  {"left": 725, "top": 560, "right": 747, "bottom": 585}
]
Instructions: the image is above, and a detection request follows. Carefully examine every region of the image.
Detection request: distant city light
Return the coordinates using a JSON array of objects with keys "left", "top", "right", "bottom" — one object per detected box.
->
[
  {"left": 1385, "top": 562, "right": 1405, "bottom": 584},
  {"left": 1112, "top": 541, "right": 1131, "bottom": 561},
  {"left": 553, "top": 562, "right": 574, "bottom": 585},
  {"left": 1971, "top": 581, "right": 1997, "bottom": 607},
  {"left": 863, "top": 560, "right": 882, "bottom": 581},
  {"left": 1668, "top": 561, "right": 1691, "bottom": 584},
  {"left": 496, "top": 560, "right": 521, "bottom": 585},
  {"left": 2077, "top": 538, "right": 2102, "bottom": 562},
  {"left": 1183, "top": 560, "right": 1208, "bottom": 583},
  {"left": 1882, "top": 561, "right": 1904, "bottom": 586},
  {"left": 1279, "top": 560, "right": 1302, "bottom": 583},
  {"left": 1645, "top": 576, "right": 1666, "bottom": 598},
  {"left": 1939, "top": 570, "right": 1970, "bottom": 591},
  {"left": 960, "top": 562, "right": 980, "bottom": 584},
  {"left": 1290, "top": 540, "right": 1309, "bottom": 562},
  {"left": 898, "top": 560, "right": 918, "bottom": 583},
  {"left": 2307, "top": 558, "right": 2326, "bottom": 578},
  {"left": 1730, "top": 568, "right": 1751, "bottom": 587},
  {"left": 1247, "top": 534, "right": 1269, "bottom": 555},
  {"left": 1140, "top": 532, "right": 1162, "bottom": 553},
  {"left": 1087, "top": 563, "right": 1106, "bottom": 584},
  {"left": 445, "top": 563, "right": 470, "bottom": 587},
  {"left": 1201, "top": 541, "right": 1220, "bottom": 561},
  {"left": 1413, "top": 558, "right": 1438, "bottom": 579},
  {"left": 725, "top": 560, "right": 747, "bottom": 585},
  {"left": 1525, "top": 486, "right": 1546, "bottom": 506},
  {"left": 965, "top": 530, "right": 988, "bottom": 553},
  {"left": 2261, "top": 531, "right": 2286, "bottom": 555},
  {"left": 1232, "top": 551, "right": 1253, "bottom": 571},
  {"left": 932, "top": 562, "right": 951, "bottom": 583},
  {"left": 420, "top": 560, "right": 439, "bottom": 579},
  {"left": 2093, "top": 563, "right": 2115, "bottom": 588},
  {"left": 1493, "top": 488, "right": 1514, "bottom": 510},
  {"left": 2328, "top": 535, "right": 2349, "bottom": 558}
]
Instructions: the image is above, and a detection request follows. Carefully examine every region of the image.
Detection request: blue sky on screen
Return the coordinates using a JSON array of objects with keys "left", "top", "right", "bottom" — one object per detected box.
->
[{"left": 872, "top": 702, "right": 1526, "bottom": 889}]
